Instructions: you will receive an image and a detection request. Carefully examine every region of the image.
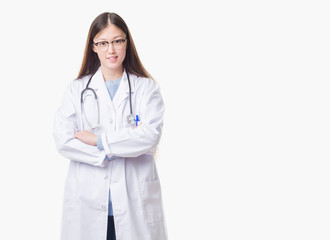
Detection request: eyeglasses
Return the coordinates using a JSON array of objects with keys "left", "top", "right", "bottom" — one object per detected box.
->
[{"left": 93, "top": 39, "right": 127, "bottom": 51}]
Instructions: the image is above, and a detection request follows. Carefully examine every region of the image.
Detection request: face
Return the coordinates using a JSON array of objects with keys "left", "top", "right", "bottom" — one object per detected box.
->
[{"left": 92, "top": 23, "right": 127, "bottom": 74}]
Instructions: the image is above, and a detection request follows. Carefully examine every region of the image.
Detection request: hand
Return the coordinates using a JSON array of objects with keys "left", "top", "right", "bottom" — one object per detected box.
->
[{"left": 74, "top": 131, "right": 97, "bottom": 146}]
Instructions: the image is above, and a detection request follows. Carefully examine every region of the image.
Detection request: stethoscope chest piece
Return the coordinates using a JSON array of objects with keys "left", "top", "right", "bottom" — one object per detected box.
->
[
  {"left": 127, "top": 114, "right": 135, "bottom": 126},
  {"left": 126, "top": 114, "right": 140, "bottom": 127}
]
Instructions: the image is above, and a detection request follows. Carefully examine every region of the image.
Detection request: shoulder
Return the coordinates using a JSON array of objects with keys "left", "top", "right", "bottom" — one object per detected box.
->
[
  {"left": 129, "top": 74, "right": 160, "bottom": 92},
  {"left": 69, "top": 75, "right": 90, "bottom": 91},
  {"left": 61, "top": 75, "right": 90, "bottom": 101},
  {"left": 74, "top": 75, "right": 91, "bottom": 86}
]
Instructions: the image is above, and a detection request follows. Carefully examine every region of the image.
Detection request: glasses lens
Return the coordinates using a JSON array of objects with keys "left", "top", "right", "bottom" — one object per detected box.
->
[
  {"left": 114, "top": 39, "right": 126, "bottom": 49},
  {"left": 99, "top": 42, "right": 108, "bottom": 51}
]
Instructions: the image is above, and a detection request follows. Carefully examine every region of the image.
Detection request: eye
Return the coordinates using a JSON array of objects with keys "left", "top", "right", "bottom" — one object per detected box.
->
[
  {"left": 114, "top": 40, "right": 122, "bottom": 44},
  {"left": 99, "top": 41, "right": 107, "bottom": 46}
]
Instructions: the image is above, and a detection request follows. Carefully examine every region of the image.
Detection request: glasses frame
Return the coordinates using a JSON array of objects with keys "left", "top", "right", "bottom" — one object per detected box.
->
[{"left": 93, "top": 39, "right": 127, "bottom": 51}]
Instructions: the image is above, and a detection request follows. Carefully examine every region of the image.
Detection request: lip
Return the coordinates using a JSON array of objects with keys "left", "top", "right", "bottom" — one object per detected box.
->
[{"left": 107, "top": 56, "right": 118, "bottom": 62}]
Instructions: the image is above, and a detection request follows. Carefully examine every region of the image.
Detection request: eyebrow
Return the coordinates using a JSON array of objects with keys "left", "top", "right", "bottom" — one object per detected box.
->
[{"left": 96, "top": 35, "right": 125, "bottom": 41}]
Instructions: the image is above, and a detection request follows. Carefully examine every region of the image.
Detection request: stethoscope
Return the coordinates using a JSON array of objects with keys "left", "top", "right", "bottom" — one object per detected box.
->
[{"left": 80, "top": 70, "right": 139, "bottom": 129}]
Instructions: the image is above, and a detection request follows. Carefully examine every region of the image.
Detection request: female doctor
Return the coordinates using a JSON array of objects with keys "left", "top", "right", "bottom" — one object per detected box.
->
[{"left": 53, "top": 12, "right": 167, "bottom": 240}]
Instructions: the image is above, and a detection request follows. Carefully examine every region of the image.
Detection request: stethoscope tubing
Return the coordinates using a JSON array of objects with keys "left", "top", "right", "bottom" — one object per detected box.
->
[{"left": 80, "top": 70, "right": 133, "bottom": 129}]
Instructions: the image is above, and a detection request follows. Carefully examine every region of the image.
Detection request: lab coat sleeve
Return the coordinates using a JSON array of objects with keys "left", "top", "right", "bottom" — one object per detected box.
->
[
  {"left": 53, "top": 83, "right": 107, "bottom": 167},
  {"left": 101, "top": 81, "right": 165, "bottom": 158}
]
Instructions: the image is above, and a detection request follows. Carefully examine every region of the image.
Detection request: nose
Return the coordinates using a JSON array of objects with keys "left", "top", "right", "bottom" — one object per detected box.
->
[{"left": 107, "top": 43, "right": 115, "bottom": 54}]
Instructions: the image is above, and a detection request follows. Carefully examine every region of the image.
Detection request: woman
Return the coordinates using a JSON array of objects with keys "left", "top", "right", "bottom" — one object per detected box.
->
[{"left": 53, "top": 12, "right": 167, "bottom": 240}]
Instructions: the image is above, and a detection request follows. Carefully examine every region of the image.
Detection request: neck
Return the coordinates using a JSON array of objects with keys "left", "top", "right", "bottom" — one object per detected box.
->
[{"left": 101, "top": 65, "right": 124, "bottom": 81}]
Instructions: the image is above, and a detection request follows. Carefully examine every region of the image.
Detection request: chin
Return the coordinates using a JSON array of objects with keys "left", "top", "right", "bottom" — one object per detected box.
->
[{"left": 102, "top": 62, "right": 123, "bottom": 71}]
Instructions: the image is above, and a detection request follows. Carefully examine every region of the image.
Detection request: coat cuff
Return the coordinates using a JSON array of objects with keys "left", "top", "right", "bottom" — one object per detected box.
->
[
  {"left": 97, "top": 135, "right": 105, "bottom": 151},
  {"left": 98, "top": 134, "right": 114, "bottom": 160},
  {"left": 101, "top": 132, "right": 112, "bottom": 156}
]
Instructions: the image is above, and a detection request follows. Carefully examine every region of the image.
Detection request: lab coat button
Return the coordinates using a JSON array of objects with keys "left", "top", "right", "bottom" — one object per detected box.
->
[
  {"left": 109, "top": 119, "right": 113, "bottom": 124},
  {"left": 104, "top": 175, "right": 109, "bottom": 180}
]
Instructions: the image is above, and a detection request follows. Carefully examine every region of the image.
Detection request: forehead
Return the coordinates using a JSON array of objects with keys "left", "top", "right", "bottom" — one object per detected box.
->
[{"left": 94, "top": 23, "right": 126, "bottom": 40}]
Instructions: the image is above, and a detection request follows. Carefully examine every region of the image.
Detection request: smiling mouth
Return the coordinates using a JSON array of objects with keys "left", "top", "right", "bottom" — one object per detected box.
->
[{"left": 107, "top": 56, "right": 118, "bottom": 62}]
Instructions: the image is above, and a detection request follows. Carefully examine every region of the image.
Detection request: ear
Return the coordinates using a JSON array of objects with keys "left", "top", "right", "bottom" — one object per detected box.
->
[{"left": 92, "top": 44, "right": 97, "bottom": 53}]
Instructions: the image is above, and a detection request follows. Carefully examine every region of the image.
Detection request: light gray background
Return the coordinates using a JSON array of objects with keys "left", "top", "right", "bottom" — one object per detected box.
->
[{"left": 0, "top": 0, "right": 329, "bottom": 239}]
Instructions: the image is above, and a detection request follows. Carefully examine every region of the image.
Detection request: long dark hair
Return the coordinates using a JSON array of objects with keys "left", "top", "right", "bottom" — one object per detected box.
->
[{"left": 77, "top": 12, "right": 152, "bottom": 80}]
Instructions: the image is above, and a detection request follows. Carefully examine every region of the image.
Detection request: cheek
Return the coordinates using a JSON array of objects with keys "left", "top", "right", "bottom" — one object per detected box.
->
[
  {"left": 120, "top": 50, "right": 127, "bottom": 62},
  {"left": 118, "top": 50, "right": 126, "bottom": 59},
  {"left": 97, "top": 52, "right": 108, "bottom": 64},
  {"left": 97, "top": 51, "right": 106, "bottom": 59}
]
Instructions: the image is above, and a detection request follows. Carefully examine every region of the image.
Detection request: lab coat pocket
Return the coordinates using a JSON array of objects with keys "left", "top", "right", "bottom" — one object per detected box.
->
[{"left": 140, "top": 179, "right": 164, "bottom": 224}]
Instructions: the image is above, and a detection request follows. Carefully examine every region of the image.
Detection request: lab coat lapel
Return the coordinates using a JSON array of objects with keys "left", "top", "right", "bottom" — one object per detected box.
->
[
  {"left": 88, "top": 68, "right": 113, "bottom": 110},
  {"left": 113, "top": 71, "right": 135, "bottom": 111}
]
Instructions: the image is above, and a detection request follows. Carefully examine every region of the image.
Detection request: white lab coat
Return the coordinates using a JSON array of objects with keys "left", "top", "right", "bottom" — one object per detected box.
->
[{"left": 53, "top": 67, "right": 168, "bottom": 240}]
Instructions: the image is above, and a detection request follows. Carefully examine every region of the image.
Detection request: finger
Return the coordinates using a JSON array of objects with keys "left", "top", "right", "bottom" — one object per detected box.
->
[{"left": 74, "top": 132, "right": 82, "bottom": 139}]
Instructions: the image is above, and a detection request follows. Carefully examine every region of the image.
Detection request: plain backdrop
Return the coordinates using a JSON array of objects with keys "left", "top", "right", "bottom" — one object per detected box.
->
[{"left": 0, "top": 0, "right": 329, "bottom": 239}]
